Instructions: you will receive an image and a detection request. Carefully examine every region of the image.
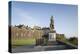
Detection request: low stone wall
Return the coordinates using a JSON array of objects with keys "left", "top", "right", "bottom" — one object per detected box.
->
[{"left": 57, "top": 40, "right": 78, "bottom": 49}]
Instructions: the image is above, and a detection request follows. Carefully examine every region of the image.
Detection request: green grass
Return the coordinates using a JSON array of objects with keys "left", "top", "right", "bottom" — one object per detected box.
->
[{"left": 12, "top": 38, "right": 36, "bottom": 48}]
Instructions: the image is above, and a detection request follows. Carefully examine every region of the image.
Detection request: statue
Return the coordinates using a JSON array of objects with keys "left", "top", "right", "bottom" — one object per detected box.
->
[
  {"left": 48, "top": 16, "right": 56, "bottom": 42},
  {"left": 50, "top": 16, "right": 55, "bottom": 32}
]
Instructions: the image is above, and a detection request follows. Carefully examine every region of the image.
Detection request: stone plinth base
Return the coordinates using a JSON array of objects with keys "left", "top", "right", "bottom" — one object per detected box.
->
[{"left": 48, "top": 33, "right": 56, "bottom": 41}]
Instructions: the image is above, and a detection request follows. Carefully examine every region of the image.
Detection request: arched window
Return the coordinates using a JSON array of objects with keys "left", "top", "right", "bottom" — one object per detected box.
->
[
  {"left": 16, "top": 33, "right": 18, "bottom": 37},
  {"left": 21, "top": 33, "right": 23, "bottom": 37}
]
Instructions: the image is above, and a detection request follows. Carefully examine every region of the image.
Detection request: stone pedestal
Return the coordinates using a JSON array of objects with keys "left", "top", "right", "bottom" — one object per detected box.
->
[
  {"left": 47, "top": 33, "right": 57, "bottom": 45},
  {"left": 48, "top": 33, "right": 56, "bottom": 41}
]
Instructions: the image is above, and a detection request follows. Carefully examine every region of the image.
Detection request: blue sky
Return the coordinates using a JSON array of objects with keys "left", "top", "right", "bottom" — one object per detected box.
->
[{"left": 11, "top": 1, "right": 78, "bottom": 38}]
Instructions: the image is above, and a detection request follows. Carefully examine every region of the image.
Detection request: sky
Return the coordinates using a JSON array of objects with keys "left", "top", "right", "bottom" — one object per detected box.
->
[{"left": 11, "top": 1, "right": 78, "bottom": 38}]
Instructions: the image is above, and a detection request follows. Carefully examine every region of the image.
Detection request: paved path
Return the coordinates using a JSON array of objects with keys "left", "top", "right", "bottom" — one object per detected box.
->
[
  {"left": 12, "top": 45, "right": 64, "bottom": 53},
  {"left": 12, "top": 41, "right": 77, "bottom": 53}
]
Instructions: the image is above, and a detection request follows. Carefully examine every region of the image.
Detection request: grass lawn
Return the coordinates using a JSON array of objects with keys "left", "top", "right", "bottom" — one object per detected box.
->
[{"left": 12, "top": 38, "right": 36, "bottom": 48}]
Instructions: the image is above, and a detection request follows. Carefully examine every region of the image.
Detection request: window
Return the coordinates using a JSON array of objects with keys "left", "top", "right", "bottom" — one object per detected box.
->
[{"left": 16, "top": 33, "right": 18, "bottom": 37}]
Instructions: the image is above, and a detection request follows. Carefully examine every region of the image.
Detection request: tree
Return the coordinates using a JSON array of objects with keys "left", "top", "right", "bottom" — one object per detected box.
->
[
  {"left": 15, "top": 24, "right": 24, "bottom": 28},
  {"left": 56, "top": 34, "right": 66, "bottom": 41},
  {"left": 68, "top": 37, "right": 78, "bottom": 45}
]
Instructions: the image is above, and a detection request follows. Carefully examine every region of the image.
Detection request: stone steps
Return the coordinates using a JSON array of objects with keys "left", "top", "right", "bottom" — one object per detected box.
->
[{"left": 47, "top": 41, "right": 58, "bottom": 45}]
